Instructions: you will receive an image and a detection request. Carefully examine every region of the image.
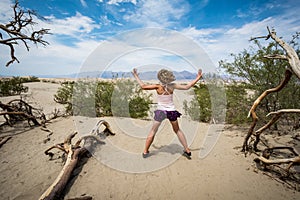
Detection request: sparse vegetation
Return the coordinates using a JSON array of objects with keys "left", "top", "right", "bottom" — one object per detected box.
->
[
  {"left": 0, "top": 76, "right": 40, "bottom": 97},
  {"left": 54, "top": 78, "right": 152, "bottom": 119}
]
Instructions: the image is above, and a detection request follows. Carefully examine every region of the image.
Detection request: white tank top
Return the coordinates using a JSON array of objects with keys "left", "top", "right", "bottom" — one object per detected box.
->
[
  {"left": 157, "top": 84, "right": 175, "bottom": 111},
  {"left": 157, "top": 94, "right": 175, "bottom": 111}
]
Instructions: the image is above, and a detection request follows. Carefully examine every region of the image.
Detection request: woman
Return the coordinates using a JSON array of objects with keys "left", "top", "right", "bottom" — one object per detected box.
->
[{"left": 132, "top": 68, "right": 203, "bottom": 159}]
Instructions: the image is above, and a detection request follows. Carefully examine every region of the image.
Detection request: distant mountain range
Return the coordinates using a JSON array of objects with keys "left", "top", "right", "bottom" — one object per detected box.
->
[{"left": 37, "top": 70, "right": 198, "bottom": 80}]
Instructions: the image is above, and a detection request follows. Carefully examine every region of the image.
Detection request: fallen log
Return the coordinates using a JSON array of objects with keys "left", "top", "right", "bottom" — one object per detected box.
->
[{"left": 39, "top": 119, "right": 115, "bottom": 200}]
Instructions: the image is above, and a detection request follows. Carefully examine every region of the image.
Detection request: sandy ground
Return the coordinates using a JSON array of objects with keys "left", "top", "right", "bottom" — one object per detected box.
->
[{"left": 0, "top": 81, "right": 299, "bottom": 200}]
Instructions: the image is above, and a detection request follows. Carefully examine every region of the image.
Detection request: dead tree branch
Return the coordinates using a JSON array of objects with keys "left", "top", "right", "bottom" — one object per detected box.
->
[
  {"left": 263, "top": 54, "right": 288, "bottom": 60},
  {"left": 0, "top": 0, "right": 50, "bottom": 67},
  {"left": 40, "top": 119, "right": 115, "bottom": 200},
  {"left": 252, "top": 109, "right": 300, "bottom": 150},
  {"left": 0, "top": 99, "right": 43, "bottom": 127},
  {"left": 250, "top": 26, "right": 300, "bottom": 78},
  {"left": 254, "top": 146, "right": 300, "bottom": 173},
  {"left": 265, "top": 27, "right": 300, "bottom": 79},
  {"left": 243, "top": 26, "right": 300, "bottom": 152},
  {"left": 244, "top": 27, "right": 300, "bottom": 190},
  {"left": 242, "top": 69, "right": 293, "bottom": 151}
]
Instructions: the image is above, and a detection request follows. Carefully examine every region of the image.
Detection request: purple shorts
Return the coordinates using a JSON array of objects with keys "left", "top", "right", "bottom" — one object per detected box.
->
[{"left": 154, "top": 110, "right": 182, "bottom": 122}]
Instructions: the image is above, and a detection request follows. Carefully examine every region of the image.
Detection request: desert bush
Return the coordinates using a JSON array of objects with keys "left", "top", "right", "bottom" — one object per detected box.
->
[
  {"left": 183, "top": 80, "right": 251, "bottom": 124},
  {"left": 219, "top": 38, "right": 300, "bottom": 127},
  {"left": 183, "top": 83, "right": 211, "bottom": 122},
  {"left": 21, "top": 76, "right": 40, "bottom": 83},
  {"left": 54, "top": 78, "right": 152, "bottom": 119},
  {"left": 111, "top": 79, "right": 151, "bottom": 118},
  {"left": 95, "top": 81, "right": 114, "bottom": 116},
  {"left": 225, "top": 83, "right": 251, "bottom": 124},
  {"left": 54, "top": 82, "right": 74, "bottom": 114},
  {"left": 0, "top": 77, "right": 28, "bottom": 96}
]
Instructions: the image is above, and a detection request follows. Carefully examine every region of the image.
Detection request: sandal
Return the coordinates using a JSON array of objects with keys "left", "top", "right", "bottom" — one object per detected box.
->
[{"left": 183, "top": 151, "right": 192, "bottom": 160}]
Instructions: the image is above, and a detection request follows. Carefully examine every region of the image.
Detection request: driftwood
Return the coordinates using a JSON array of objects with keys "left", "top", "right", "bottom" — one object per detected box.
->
[
  {"left": 0, "top": 99, "right": 44, "bottom": 127},
  {"left": 39, "top": 120, "right": 115, "bottom": 200},
  {"left": 242, "top": 27, "right": 300, "bottom": 152},
  {"left": 254, "top": 146, "right": 300, "bottom": 190},
  {"left": 254, "top": 147, "right": 300, "bottom": 174}
]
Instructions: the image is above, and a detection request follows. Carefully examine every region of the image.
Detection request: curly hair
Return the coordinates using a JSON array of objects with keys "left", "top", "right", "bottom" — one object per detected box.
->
[{"left": 157, "top": 69, "right": 176, "bottom": 84}]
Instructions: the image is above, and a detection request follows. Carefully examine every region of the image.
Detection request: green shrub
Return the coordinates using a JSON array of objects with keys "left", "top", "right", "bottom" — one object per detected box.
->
[
  {"left": 95, "top": 81, "right": 114, "bottom": 116},
  {"left": 0, "top": 77, "right": 29, "bottom": 96},
  {"left": 54, "top": 82, "right": 74, "bottom": 114},
  {"left": 21, "top": 76, "right": 40, "bottom": 83},
  {"left": 225, "top": 83, "right": 251, "bottom": 124},
  {"left": 183, "top": 81, "right": 251, "bottom": 125},
  {"left": 72, "top": 81, "right": 98, "bottom": 117},
  {"left": 183, "top": 83, "right": 212, "bottom": 122},
  {"left": 111, "top": 79, "right": 152, "bottom": 118},
  {"left": 219, "top": 38, "right": 300, "bottom": 127},
  {"left": 54, "top": 78, "right": 152, "bottom": 119}
]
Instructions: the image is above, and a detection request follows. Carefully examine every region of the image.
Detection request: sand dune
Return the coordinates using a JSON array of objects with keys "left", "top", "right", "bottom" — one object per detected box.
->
[{"left": 0, "top": 81, "right": 299, "bottom": 200}]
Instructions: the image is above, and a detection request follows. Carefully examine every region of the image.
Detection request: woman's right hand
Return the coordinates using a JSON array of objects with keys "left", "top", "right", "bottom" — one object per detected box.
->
[{"left": 132, "top": 68, "right": 138, "bottom": 75}]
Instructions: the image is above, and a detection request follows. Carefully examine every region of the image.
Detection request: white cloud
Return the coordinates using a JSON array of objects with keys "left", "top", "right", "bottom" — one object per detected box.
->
[
  {"left": 0, "top": 38, "right": 100, "bottom": 76},
  {"left": 124, "top": 0, "right": 189, "bottom": 28},
  {"left": 81, "top": 28, "right": 214, "bottom": 74},
  {"left": 0, "top": 0, "right": 16, "bottom": 23},
  {"left": 80, "top": 0, "right": 88, "bottom": 7},
  {"left": 107, "top": 0, "right": 137, "bottom": 5},
  {"left": 44, "top": 12, "right": 100, "bottom": 37},
  {"left": 181, "top": 26, "right": 224, "bottom": 43},
  {"left": 181, "top": 13, "right": 300, "bottom": 69}
]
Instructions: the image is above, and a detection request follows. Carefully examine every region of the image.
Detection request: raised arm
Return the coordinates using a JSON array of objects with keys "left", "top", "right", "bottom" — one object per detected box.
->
[
  {"left": 173, "top": 69, "right": 203, "bottom": 90},
  {"left": 132, "top": 68, "right": 159, "bottom": 90}
]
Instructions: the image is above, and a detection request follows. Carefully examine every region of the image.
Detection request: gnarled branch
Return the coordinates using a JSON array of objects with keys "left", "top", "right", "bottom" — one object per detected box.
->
[
  {"left": 254, "top": 146, "right": 300, "bottom": 174},
  {"left": 262, "top": 109, "right": 300, "bottom": 134},
  {"left": 0, "top": 0, "right": 50, "bottom": 66},
  {"left": 242, "top": 69, "right": 293, "bottom": 151}
]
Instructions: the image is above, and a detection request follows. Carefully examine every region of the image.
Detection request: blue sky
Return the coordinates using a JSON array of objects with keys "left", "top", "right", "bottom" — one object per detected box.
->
[{"left": 1, "top": 0, "right": 299, "bottom": 76}]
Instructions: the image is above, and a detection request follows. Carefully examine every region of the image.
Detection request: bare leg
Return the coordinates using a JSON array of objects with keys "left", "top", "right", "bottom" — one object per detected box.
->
[
  {"left": 170, "top": 120, "right": 191, "bottom": 153},
  {"left": 144, "top": 121, "right": 161, "bottom": 154}
]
